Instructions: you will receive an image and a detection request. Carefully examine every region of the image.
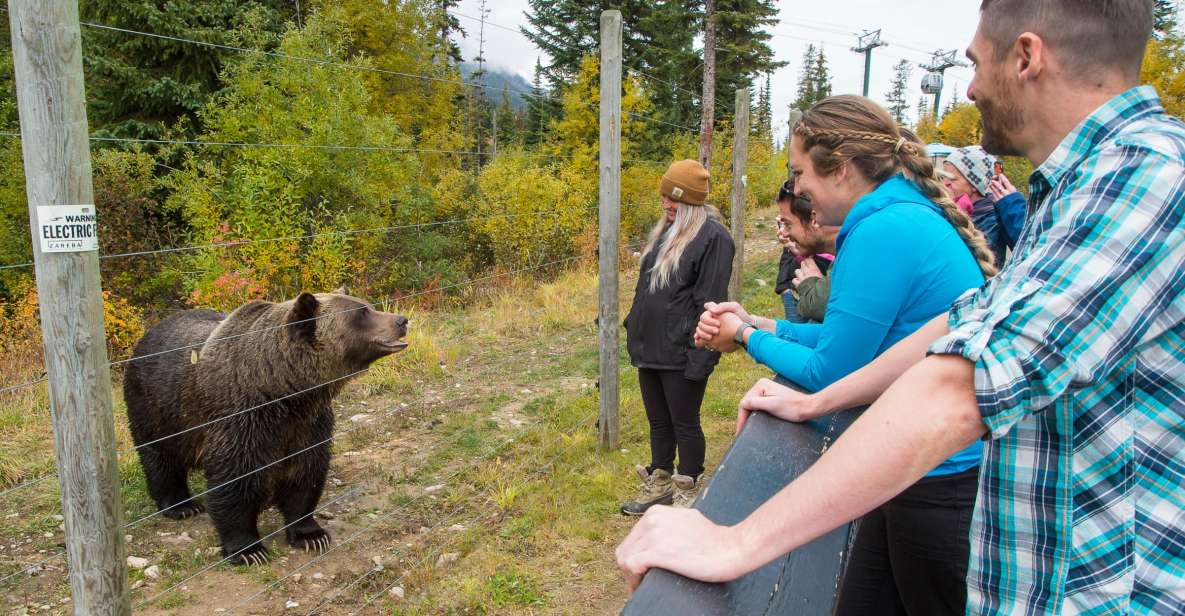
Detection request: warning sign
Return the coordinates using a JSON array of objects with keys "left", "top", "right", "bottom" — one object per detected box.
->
[{"left": 36, "top": 205, "right": 99, "bottom": 253}]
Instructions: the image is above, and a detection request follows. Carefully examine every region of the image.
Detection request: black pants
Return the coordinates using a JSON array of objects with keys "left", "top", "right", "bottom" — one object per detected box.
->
[
  {"left": 637, "top": 368, "right": 707, "bottom": 477},
  {"left": 835, "top": 467, "right": 978, "bottom": 616}
]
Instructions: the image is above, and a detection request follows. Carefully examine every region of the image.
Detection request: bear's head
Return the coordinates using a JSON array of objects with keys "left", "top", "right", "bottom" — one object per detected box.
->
[{"left": 284, "top": 288, "right": 410, "bottom": 371}]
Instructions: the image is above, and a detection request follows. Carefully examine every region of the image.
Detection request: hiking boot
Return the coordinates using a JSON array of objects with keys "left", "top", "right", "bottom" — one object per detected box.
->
[
  {"left": 620, "top": 465, "right": 674, "bottom": 516},
  {"left": 671, "top": 473, "right": 704, "bottom": 509}
]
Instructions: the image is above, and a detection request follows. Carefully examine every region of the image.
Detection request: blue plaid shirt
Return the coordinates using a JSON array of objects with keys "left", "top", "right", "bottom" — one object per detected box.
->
[{"left": 931, "top": 86, "right": 1185, "bottom": 615}]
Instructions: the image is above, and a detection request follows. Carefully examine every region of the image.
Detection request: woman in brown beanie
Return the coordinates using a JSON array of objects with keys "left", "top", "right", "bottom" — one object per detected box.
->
[{"left": 620, "top": 159, "right": 734, "bottom": 516}]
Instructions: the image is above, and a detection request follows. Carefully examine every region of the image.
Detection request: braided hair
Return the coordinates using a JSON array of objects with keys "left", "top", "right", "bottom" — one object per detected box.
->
[{"left": 794, "top": 95, "right": 999, "bottom": 278}]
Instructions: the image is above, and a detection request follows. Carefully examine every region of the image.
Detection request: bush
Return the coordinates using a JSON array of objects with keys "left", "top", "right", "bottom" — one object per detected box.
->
[
  {"left": 0, "top": 287, "right": 145, "bottom": 381},
  {"left": 164, "top": 10, "right": 423, "bottom": 311},
  {"left": 92, "top": 148, "right": 187, "bottom": 313},
  {"left": 471, "top": 154, "right": 594, "bottom": 268}
]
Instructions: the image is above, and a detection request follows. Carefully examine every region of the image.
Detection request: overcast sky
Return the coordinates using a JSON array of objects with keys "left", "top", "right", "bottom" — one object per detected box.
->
[{"left": 452, "top": 0, "right": 985, "bottom": 137}]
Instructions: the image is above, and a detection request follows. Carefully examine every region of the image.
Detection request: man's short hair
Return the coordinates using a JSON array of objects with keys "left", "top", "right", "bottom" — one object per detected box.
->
[{"left": 979, "top": 0, "right": 1153, "bottom": 78}]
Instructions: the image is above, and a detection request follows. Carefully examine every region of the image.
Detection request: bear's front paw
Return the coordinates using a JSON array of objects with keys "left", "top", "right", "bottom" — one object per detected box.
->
[
  {"left": 288, "top": 527, "right": 331, "bottom": 553},
  {"left": 161, "top": 500, "right": 205, "bottom": 520},
  {"left": 224, "top": 540, "right": 270, "bottom": 566}
]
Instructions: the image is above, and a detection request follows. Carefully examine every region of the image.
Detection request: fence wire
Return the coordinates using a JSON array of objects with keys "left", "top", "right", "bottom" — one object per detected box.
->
[
  {"left": 133, "top": 321, "right": 595, "bottom": 610},
  {"left": 0, "top": 254, "right": 583, "bottom": 504},
  {"left": 1, "top": 315, "right": 592, "bottom": 589},
  {"left": 226, "top": 377, "right": 597, "bottom": 614},
  {"left": 0, "top": 4, "right": 717, "bottom": 608}
]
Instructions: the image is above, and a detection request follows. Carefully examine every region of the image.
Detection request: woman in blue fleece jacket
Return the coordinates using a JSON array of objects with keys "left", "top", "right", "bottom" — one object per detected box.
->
[
  {"left": 715, "top": 175, "right": 986, "bottom": 397},
  {"left": 694, "top": 95, "right": 998, "bottom": 615}
]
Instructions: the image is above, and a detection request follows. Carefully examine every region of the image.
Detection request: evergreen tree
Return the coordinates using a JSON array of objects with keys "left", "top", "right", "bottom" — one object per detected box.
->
[
  {"left": 522, "top": 0, "right": 698, "bottom": 142},
  {"left": 495, "top": 87, "right": 523, "bottom": 150},
  {"left": 82, "top": 0, "right": 299, "bottom": 139},
  {"left": 471, "top": 0, "right": 490, "bottom": 80},
  {"left": 793, "top": 44, "right": 832, "bottom": 111},
  {"left": 634, "top": 1, "right": 702, "bottom": 137},
  {"left": 712, "top": 0, "right": 787, "bottom": 118},
  {"left": 522, "top": 0, "right": 686, "bottom": 88},
  {"left": 885, "top": 59, "right": 912, "bottom": 125},
  {"left": 754, "top": 72, "right": 773, "bottom": 137},
  {"left": 435, "top": 0, "right": 466, "bottom": 64},
  {"left": 812, "top": 47, "right": 833, "bottom": 101},
  {"left": 943, "top": 85, "right": 962, "bottom": 117},
  {"left": 525, "top": 58, "right": 554, "bottom": 147},
  {"left": 468, "top": 0, "right": 494, "bottom": 167},
  {"left": 1155, "top": 0, "right": 1179, "bottom": 38},
  {"left": 915, "top": 96, "right": 939, "bottom": 142},
  {"left": 793, "top": 44, "right": 819, "bottom": 111},
  {"left": 467, "top": 85, "right": 495, "bottom": 170}
]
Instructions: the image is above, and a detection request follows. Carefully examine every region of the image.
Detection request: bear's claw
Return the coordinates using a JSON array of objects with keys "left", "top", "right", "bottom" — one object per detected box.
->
[
  {"left": 161, "top": 501, "right": 205, "bottom": 520},
  {"left": 227, "top": 543, "right": 270, "bottom": 566},
  {"left": 291, "top": 532, "right": 332, "bottom": 553}
]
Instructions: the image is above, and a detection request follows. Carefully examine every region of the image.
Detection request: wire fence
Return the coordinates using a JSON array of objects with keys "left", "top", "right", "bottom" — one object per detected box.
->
[
  {"left": 0, "top": 199, "right": 659, "bottom": 405},
  {"left": 66, "top": 14, "right": 707, "bottom": 141},
  {"left": 2, "top": 317, "right": 596, "bottom": 592},
  {"left": 0, "top": 4, "right": 767, "bottom": 612},
  {"left": 0, "top": 252, "right": 586, "bottom": 502},
  {"left": 334, "top": 416, "right": 596, "bottom": 615},
  {"left": 226, "top": 382, "right": 599, "bottom": 615}
]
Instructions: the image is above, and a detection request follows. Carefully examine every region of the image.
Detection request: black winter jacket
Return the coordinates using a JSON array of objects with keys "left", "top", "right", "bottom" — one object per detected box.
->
[{"left": 624, "top": 219, "right": 735, "bottom": 381}]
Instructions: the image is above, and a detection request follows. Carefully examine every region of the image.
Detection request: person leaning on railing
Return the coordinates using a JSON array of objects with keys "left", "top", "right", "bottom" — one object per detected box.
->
[
  {"left": 690, "top": 94, "right": 997, "bottom": 615},
  {"left": 618, "top": 1, "right": 1185, "bottom": 613},
  {"left": 772, "top": 179, "right": 837, "bottom": 324}
]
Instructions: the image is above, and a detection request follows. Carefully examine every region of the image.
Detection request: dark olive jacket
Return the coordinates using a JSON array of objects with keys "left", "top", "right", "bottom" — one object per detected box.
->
[{"left": 624, "top": 219, "right": 735, "bottom": 381}]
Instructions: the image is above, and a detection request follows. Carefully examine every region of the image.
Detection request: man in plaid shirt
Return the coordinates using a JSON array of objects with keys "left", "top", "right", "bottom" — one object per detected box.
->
[{"left": 617, "top": 1, "right": 1185, "bottom": 613}]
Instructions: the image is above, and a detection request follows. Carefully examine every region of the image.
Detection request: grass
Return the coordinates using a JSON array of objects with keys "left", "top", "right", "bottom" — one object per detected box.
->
[
  {"left": 0, "top": 209, "right": 788, "bottom": 615},
  {"left": 350, "top": 218, "right": 787, "bottom": 615}
]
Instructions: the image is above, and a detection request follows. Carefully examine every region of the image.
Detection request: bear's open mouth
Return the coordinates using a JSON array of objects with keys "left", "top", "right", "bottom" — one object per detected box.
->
[{"left": 375, "top": 337, "right": 409, "bottom": 353}]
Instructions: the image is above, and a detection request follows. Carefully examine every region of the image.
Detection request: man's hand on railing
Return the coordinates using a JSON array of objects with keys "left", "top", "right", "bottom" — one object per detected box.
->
[
  {"left": 737, "top": 378, "right": 824, "bottom": 434},
  {"left": 616, "top": 505, "right": 747, "bottom": 593}
]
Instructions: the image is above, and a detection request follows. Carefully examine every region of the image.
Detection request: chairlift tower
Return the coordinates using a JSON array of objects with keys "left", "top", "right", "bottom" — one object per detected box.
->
[
  {"left": 919, "top": 49, "right": 966, "bottom": 119},
  {"left": 852, "top": 30, "right": 888, "bottom": 98}
]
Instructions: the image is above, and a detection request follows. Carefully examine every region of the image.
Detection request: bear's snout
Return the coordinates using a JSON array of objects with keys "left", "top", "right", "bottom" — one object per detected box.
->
[{"left": 369, "top": 311, "right": 410, "bottom": 355}]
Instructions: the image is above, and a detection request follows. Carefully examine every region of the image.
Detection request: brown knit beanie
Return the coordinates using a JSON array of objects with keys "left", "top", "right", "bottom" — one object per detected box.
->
[{"left": 660, "top": 160, "right": 710, "bottom": 206}]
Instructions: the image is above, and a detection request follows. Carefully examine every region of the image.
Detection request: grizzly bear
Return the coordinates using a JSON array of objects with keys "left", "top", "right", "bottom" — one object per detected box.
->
[{"left": 123, "top": 290, "right": 408, "bottom": 565}]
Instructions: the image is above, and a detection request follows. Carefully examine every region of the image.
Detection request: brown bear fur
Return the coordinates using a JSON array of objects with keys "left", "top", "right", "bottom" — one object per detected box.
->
[{"left": 123, "top": 291, "right": 408, "bottom": 565}]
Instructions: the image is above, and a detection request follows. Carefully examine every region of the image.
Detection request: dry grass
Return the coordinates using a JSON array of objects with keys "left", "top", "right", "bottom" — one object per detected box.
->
[{"left": 1, "top": 211, "right": 787, "bottom": 615}]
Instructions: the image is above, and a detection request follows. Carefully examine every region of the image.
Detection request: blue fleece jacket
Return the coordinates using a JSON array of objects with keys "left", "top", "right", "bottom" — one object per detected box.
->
[
  {"left": 994, "top": 191, "right": 1028, "bottom": 248},
  {"left": 746, "top": 175, "right": 984, "bottom": 477}
]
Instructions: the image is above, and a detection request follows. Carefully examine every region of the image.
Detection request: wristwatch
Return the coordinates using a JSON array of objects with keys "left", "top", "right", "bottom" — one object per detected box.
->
[{"left": 734, "top": 323, "right": 754, "bottom": 349}]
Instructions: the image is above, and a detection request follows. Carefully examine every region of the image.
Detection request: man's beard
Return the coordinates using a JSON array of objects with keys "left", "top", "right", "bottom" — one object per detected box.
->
[{"left": 978, "top": 78, "right": 1026, "bottom": 157}]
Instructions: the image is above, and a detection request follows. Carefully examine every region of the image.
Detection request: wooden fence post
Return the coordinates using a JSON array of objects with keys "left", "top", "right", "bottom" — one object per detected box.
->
[
  {"left": 728, "top": 88, "right": 750, "bottom": 301},
  {"left": 8, "top": 1, "right": 130, "bottom": 613},
  {"left": 598, "top": 10, "right": 622, "bottom": 451},
  {"left": 787, "top": 108, "right": 803, "bottom": 181}
]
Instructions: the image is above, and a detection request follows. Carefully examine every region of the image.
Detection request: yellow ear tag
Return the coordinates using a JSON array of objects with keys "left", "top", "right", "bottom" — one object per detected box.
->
[{"left": 190, "top": 350, "right": 199, "bottom": 364}]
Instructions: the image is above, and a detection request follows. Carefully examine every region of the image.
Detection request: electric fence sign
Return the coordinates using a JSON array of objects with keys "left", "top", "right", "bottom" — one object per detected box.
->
[{"left": 36, "top": 205, "right": 99, "bottom": 253}]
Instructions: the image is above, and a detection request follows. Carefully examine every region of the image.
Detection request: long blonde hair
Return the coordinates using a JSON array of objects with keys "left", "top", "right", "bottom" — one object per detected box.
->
[
  {"left": 794, "top": 95, "right": 998, "bottom": 278},
  {"left": 641, "top": 201, "right": 723, "bottom": 293}
]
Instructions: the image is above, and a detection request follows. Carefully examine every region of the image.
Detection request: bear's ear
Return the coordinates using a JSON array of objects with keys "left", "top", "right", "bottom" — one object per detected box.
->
[
  {"left": 332, "top": 285, "right": 349, "bottom": 296},
  {"left": 288, "top": 292, "right": 320, "bottom": 343}
]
